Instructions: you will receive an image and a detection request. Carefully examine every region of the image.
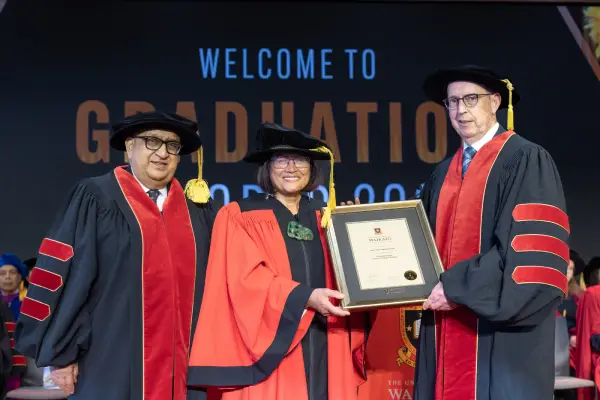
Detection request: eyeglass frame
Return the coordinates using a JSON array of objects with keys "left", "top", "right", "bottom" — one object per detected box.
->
[
  {"left": 134, "top": 136, "right": 183, "bottom": 155},
  {"left": 270, "top": 154, "right": 311, "bottom": 169},
  {"left": 442, "top": 93, "right": 495, "bottom": 110}
]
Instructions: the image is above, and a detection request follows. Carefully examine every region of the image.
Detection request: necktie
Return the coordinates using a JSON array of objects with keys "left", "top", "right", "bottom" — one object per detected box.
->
[
  {"left": 462, "top": 146, "right": 476, "bottom": 178},
  {"left": 147, "top": 189, "right": 160, "bottom": 203}
]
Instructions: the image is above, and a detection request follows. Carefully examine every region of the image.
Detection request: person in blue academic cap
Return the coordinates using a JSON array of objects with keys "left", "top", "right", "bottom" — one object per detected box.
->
[
  {"left": 0, "top": 254, "right": 28, "bottom": 320},
  {"left": 0, "top": 253, "right": 28, "bottom": 392},
  {"left": 15, "top": 111, "right": 218, "bottom": 400}
]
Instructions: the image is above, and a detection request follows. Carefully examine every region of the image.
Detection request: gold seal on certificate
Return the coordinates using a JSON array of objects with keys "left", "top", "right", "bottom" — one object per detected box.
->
[{"left": 323, "top": 200, "right": 443, "bottom": 311}]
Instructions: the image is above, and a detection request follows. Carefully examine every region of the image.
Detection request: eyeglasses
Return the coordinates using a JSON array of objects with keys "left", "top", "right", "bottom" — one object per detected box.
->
[
  {"left": 443, "top": 93, "right": 493, "bottom": 110},
  {"left": 135, "top": 136, "right": 182, "bottom": 155},
  {"left": 271, "top": 155, "right": 311, "bottom": 169}
]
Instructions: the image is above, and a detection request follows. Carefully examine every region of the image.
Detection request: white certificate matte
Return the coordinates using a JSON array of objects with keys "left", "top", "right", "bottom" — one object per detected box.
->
[{"left": 345, "top": 218, "right": 424, "bottom": 290}]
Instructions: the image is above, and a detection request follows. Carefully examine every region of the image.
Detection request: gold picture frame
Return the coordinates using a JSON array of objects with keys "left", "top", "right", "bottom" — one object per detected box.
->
[{"left": 323, "top": 200, "right": 444, "bottom": 311}]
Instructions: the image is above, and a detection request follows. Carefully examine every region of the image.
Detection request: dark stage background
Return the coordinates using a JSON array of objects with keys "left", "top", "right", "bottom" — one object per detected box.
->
[{"left": 1, "top": 0, "right": 599, "bottom": 262}]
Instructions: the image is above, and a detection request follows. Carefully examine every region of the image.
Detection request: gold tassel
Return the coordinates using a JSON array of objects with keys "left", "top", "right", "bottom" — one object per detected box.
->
[
  {"left": 311, "top": 146, "right": 336, "bottom": 228},
  {"left": 501, "top": 79, "right": 514, "bottom": 131},
  {"left": 580, "top": 273, "right": 587, "bottom": 290},
  {"left": 19, "top": 280, "right": 27, "bottom": 301},
  {"left": 184, "top": 146, "right": 210, "bottom": 204}
]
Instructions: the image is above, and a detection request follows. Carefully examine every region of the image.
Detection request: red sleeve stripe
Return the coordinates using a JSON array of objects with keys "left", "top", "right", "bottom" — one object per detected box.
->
[
  {"left": 4, "top": 322, "right": 15, "bottom": 333},
  {"left": 513, "top": 204, "right": 570, "bottom": 233},
  {"left": 20, "top": 297, "right": 51, "bottom": 322},
  {"left": 511, "top": 234, "right": 569, "bottom": 262},
  {"left": 512, "top": 266, "right": 568, "bottom": 296},
  {"left": 11, "top": 355, "right": 26, "bottom": 366},
  {"left": 39, "top": 238, "right": 74, "bottom": 262},
  {"left": 29, "top": 267, "right": 63, "bottom": 292}
]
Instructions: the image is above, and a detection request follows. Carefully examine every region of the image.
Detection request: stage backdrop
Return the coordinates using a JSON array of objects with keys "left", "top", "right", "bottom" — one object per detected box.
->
[{"left": 1, "top": 1, "right": 600, "bottom": 399}]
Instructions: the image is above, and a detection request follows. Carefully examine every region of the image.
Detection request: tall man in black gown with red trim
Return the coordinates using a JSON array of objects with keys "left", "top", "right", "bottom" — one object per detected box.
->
[
  {"left": 414, "top": 66, "right": 570, "bottom": 400},
  {"left": 15, "top": 111, "right": 217, "bottom": 400}
]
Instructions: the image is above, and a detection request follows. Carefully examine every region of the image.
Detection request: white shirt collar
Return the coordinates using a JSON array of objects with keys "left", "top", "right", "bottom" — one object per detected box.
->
[
  {"left": 131, "top": 170, "right": 168, "bottom": 198},
  {"left": 463, "top": 122, "right": 499, "bottom": 152}
]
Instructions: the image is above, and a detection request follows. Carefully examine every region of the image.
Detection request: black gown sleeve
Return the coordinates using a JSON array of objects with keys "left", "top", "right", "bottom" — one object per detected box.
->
[
  {"left": 192, "top": 197, "right": 222, "bottom": 233},
  {"left": 206, "top": 198, "right": 222, "bottom": 234},
  {"left": 186, "top": 198, "right": 221, "bottom": 400},
  {"left": 418, "top": 169, "right": 437, "bottom": 215},
  {"left": 441, "top": 146, "right": 569, "bottom": 327},
  {"left": 15, "top": 181, "right": 100, "bottom": 368}
]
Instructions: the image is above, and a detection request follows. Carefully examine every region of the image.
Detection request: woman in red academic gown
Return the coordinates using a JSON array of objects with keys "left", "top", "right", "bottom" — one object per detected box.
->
[
  {"left": 575, "top": 265, "right": 600, "bottom": 400},
  {"left": 187, "top": 123, "right": 369, "bottom": 400}
]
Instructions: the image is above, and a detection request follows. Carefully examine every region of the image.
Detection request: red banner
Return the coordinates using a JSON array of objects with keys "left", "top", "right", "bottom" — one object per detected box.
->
[{"left": 359, "top": 306, "right": 421, "bottom": 400}]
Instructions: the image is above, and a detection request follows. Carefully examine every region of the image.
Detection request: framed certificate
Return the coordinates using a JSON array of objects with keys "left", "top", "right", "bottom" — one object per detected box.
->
[{"left": 323, "top": 200, "right": 443, "bottom": 311}]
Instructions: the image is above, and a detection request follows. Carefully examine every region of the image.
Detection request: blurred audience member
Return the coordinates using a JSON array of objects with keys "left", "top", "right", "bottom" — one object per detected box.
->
[
  {"left": 0, "top": 254, "right": 27, "bottom": 319},
  {"left": 555, "top": 250, "right": 586, "bottom": 400},
  {"left": 21, "top": 258, "right": 36, "bottom": 289},
  {"left": 0, "top": 254, "right": 28, "bottom": 391},
  {"left": 15, "top": 258, "right": 44, "bottom": 389},
  {"left": 559, "top": 250, "right": 587, "bottom": 374},
  {"left": 583, "top": 257, "right": 600, "bottom": 288},
  {"left": 0, "top": 255, "right": 45, "bottom": 390},
  {"left": 0, "top": 301, "right": 14, "bottom": 398},
  {"left": 569, "top": 250, "right": 586, "bottom": 298},
  {"left": 575, "top": 258, "right": 600, "bottom": 400}
]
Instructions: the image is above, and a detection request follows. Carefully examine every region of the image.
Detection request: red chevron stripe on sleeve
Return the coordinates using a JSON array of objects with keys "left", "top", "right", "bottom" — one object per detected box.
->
[
  {"left": 39, "top": 238, "right": 74, "bottom": 262},
  {"left": 512, "top": 203, "right": 570, "bottom": 233},
  {"left": 20, "top": 297, "right": 51, "bottom": 322},
  {"left": 511, "top": 234, "right": 569, "bottom": 262},
  {"left": 29, "top": 267, "right": 64, "bottom": 292},
  {"left": 512, "top": 266, "right": 568, "bottom": 296}
]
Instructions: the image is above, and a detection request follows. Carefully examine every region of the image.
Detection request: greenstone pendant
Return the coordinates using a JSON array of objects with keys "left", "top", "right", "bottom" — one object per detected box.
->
[{"left": 287, "top": 221, "right": 314, "bottom": 241}]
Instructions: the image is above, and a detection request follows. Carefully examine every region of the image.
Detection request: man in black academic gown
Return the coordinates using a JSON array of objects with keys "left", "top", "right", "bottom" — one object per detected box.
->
[
  {"left": 15, "top": 111, "right": 217, "bottom": 400},
  {"left": 0, "top": 302, "right": 14, "bottom": 398},
  {"left": 414, "top": 66, "right": 569, "bottom": 400}
]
